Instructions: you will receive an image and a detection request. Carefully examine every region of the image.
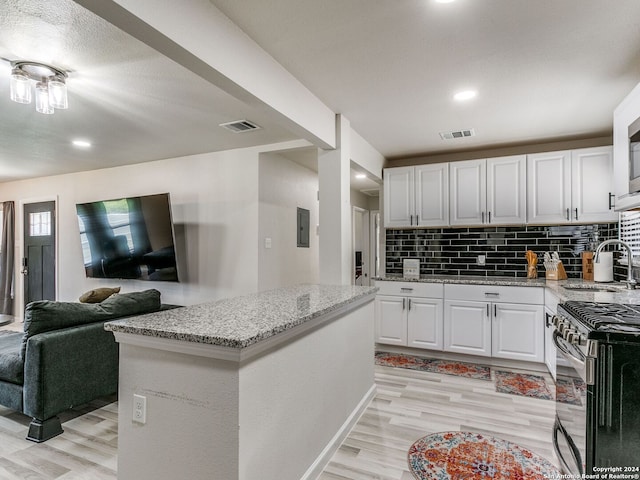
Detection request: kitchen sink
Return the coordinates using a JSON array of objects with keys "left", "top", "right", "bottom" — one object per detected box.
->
[{"left": 562, "top": 284, "right": 621, "bottom": 293}]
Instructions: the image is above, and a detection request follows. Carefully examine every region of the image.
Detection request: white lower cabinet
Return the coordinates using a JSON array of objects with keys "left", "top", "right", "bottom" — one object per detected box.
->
[
  {"left": 407, "top": 297, "right": 444, "bottom": 350},
  {"left": 443, "top": 284, "right": 544, "bottom": 363},
  {"left": 375, "top": 282, "right": 545, "bottom": 364},
  {"left": 443, "top": 300, "right": 491, "bottom": 356},
  {"left": 492, "top": 303, "right": 544, "bottom": 362},
  {"left": 375, "top": 281, "right": 444, "bottom": 351}
]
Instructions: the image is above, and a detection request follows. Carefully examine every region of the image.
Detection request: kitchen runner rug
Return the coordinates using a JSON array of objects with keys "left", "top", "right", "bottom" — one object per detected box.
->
[
  {"left": 494, "top": 370, "right": 553, "bottom": 400},
  {"left": 408, "top": 431, "right": 560, "bottom": 480},
  {"left": 374, "top": 352, "right": 492, "bottom": 380}
]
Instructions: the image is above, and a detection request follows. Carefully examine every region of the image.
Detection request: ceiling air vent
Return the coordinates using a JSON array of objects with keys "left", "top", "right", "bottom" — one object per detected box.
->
[
  {"left": 439, "top": 128, "right": 475, "bottom": 140},
  {"left": 219, "top": 119, "right": 261, "bottom": 133}
]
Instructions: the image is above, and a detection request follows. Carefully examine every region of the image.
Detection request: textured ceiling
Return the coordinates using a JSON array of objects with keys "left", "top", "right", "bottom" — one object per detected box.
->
[
  {"left": 210, "top": 0, "right": 640, "bottom": 159},
  {"left": 0, "top": 0, "right": 297, "bottom": 183},
  {"left": 1, "top": 0, "right": 640, "bottom": 184}
]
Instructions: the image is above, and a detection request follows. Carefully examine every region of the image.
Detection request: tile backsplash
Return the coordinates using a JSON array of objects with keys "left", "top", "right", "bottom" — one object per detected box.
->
[{"left": 385, "top": 223, "right": 619, "bottom": 279}]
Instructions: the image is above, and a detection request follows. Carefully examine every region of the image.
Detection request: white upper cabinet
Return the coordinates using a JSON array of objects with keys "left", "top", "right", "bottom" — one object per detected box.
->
[
  {"left": 415, "top": 164, "right": 449, "bottom": 227},
  {"left": 528, "top": 146, "right": 616, "bottom": 224},
  {"left": 449, "top": 159, "right": 486, "bottom": 226},
  {"left": 450, "top": 156, "right": 526, "bottom": 226},
  {"left": 571, "top": 146, "right": 617, "bottom": 223},
  {"left": 527, "top": 151, "right": 572, "bottom": 224},
  {"left": 487, "top": 155, "right": 527, "bottom": 225},
  {"left": 383, "top": 164, "right": 449, "bottom": 228},
  {"left": 383, "top": 166, "right": 415, "bottom": 227}
]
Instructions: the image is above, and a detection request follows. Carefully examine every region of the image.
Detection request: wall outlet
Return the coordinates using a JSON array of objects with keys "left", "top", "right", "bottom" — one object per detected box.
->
[
  {"left": 133, "top": 394, "right": 146, "bottom": 424},
  {"left": 477, "top": 255, "right": 486, "bottom": 265}
]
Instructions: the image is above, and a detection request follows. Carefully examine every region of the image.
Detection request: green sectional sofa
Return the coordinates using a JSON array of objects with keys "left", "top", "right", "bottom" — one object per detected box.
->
[{"left": 0, "top": 289, "right": 162, "bottom": 442}]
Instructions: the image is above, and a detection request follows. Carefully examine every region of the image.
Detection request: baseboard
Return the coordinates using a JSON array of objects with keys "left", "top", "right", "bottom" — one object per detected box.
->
[{"left": 300, "top": 383, "right": 377, "bottom": 480}]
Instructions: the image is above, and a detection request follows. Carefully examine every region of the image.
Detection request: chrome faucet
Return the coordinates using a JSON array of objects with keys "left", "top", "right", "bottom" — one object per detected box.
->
[{"left": 594, "top": 239, "right": 637, "bottom": 289}]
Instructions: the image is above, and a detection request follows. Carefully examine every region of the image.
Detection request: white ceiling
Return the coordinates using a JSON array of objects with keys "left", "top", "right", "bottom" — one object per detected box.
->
[{"left": 1, "top": 0, "right": 640, "bottom": 184}]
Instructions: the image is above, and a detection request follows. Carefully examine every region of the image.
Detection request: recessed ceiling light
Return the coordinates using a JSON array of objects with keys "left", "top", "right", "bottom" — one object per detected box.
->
[
  {"left": 355, "top": 173, "right": 367, "bottom": 179},
  {"left": 72, "top": 140, "right": 92, "bottom": 148},
  {"left": 453, "top": 90, "right": 477, "bottom": 101}
]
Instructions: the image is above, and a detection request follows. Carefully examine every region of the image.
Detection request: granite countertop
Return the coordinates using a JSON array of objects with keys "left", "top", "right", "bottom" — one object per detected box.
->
[
  {"left": 375, "top": 274, "right": 640, "bottom": 304},
  {"left": 104, "top": 284, "right": 377, "bottom": 349},
  {"left": 374, "top": 274, "right": 547, "bottom": 287}
]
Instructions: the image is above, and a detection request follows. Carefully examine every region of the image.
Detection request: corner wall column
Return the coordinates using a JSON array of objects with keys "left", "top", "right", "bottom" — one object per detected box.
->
[{"left": 318, "top": 115, "right": 352, "bottom": 285}]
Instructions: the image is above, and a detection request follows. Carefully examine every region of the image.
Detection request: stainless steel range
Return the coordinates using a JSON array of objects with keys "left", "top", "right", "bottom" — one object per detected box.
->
[{"left": 552, "top": 301, "right": 640, "bottom": 475}]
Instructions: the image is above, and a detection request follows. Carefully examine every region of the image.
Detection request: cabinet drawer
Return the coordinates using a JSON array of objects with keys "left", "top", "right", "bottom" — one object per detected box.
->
[
  {"left": 375, "top": 281, "right": 443, "bottom": 298},
  {"left": 444, "top": 284, "right": 544, "bottom": 304}
]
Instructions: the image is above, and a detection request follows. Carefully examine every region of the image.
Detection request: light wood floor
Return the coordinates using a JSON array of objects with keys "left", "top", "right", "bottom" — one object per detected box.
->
[{"left": 0, "top": 363, "right": 558, "bottom": 479}]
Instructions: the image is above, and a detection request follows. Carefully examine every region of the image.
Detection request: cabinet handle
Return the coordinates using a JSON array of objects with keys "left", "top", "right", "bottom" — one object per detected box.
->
[
  {"left": 408, "top": 298, "right": 412, "bottom": 310},
  {"left": 409, "top": 215, "right": 413, "bottom": 226},
  {"left": 488, "top": 211, "right": 491, "bottom": 223},
  {"left": 484, "top": 292, "right": 499, "bottom": 297},
  {"left": 566, "top": 208, "right": 570, "bottom": 221},
  {"left": 482, "top": 211, "right": 485, "bottom": 223},
  {"left": 494, "top": 304, "right": 497, "bottom": 317},
  {"left": 402, "top": 298, "right": 406, "bottom": 310},
  {"left": 609, "top": 192, "right": 615, "bottom": 210},
  {"left": 486, "top": 304, "right": 490, "bottom": 317},
  {"left": 574, "top": 208, "right": 578, "bottom": 221},
  {"left": 400, "top": 287, "right": 414, "bottom": 292},
  {"left": 416, "top": 214, "right": 419, "bottom": 225}
]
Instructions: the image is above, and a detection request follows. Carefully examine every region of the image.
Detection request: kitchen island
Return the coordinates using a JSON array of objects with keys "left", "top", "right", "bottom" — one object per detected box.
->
[{"left": 104, "top": 284, "right": 377, "bottom": 480}]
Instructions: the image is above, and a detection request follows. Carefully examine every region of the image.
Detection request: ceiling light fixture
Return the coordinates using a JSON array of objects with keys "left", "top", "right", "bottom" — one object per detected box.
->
[
  {"left": 453, "top": 90, "right": 477, "bottom": 101},
  {"left": 72, "top": 140, "right": 91, "bottom": 148},
  {"left": 355, "top": 173, "right": 367, "bottom": 179},
  {"left": 9, "top": 61, "right": 68, "bottom": 114}
]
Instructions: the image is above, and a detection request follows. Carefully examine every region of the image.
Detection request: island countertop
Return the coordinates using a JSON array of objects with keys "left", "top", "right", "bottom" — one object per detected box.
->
[{"left": 104, "top": 284, "right": 377, "bottom": 349}]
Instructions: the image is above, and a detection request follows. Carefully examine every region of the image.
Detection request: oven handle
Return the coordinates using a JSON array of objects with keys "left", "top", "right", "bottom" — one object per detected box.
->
[
  {"left": 553, "top": 331, "right": 586, "bottom": 371},
  {"left": 553, "top": 418, "right": 583, "bottom": 476}
]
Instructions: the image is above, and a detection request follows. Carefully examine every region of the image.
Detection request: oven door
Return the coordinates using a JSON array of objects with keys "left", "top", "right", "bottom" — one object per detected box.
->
[{"left": 553, "top": 331, "right": 588, "bottom": 476}]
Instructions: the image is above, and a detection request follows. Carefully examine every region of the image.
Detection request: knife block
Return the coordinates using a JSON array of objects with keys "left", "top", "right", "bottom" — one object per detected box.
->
[{"left": 545, "top": 261, "right": 568, "bottom": 280}]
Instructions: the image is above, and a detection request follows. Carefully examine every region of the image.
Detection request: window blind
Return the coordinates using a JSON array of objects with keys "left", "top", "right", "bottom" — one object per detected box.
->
[{"left": 619, "top": 211, "right": 640, "bottom": 260}]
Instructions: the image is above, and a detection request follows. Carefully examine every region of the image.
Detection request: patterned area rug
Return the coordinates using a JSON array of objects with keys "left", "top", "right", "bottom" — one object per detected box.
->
[
  {"left": 376, "top": 352, "right": 556, "bottom": 401},
  {"left": 375, "top": 352, "right": 492, "bottom": 380},
  {"left": 408, "top": 431, "right": 560, "bottom": 480},
  {"left": 494, "top": 370, "right": 553, "bottom": 400}
]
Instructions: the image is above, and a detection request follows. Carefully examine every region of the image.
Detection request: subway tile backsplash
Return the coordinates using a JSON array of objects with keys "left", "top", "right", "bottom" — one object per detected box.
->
[{"left": 385, "top": 223, "right": 619, "bottom": 279}]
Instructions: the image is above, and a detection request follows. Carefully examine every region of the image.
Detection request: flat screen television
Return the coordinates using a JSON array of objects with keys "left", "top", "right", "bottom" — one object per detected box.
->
[{"left": 76, "top": 193, "right": 179, "bottom": 282}]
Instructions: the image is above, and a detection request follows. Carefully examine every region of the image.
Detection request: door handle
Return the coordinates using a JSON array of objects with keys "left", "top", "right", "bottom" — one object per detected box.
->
[{"left": 21, "top": 258, "right": 28, "bottom": 276}]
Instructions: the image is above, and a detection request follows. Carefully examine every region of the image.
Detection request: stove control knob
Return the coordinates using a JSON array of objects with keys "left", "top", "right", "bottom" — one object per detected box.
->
[
  {"left": 566, "top": 331, "right": 578, "bottom": 344},
  {"left": 552, "top": 315, "right": 562, "bottom": 327}
]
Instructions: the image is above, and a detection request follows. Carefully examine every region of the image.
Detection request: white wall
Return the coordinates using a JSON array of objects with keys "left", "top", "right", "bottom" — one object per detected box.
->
[
  {"left": 258, "top": 152, "right": 319, "bottom": 290},
  {"left": 0, "top": 140, "right": 310, "bottom": 311}
]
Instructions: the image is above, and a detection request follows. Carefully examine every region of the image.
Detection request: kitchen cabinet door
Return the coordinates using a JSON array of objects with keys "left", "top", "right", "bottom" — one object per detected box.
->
[
  {"left": 415, "top": 163, "right": 449, "bottom": 227},
  {"left": 407, "top": 297, "right": 443, "bottom": 350},
  {"left": 375, "top": 295, "right": 407, "bottom": 345},
  {"left": 571, "top": 146, "right": 617, "bottom": 223},
  {"left": 449, "top": 159, "right": 487, "bottom": 226},
  {"left": 487, "top": 155, "right": 526, "bottom": 225},
  {"left": 443, "top": 299, "right": 491, "bottom": 357},
  {"left": 383, "top": 167, "right": 415, "bottom": 227},
  {"left": 527, "top": 151, "right": 572, "bottom": 224},
  {"left": 492, "top": 303, "right": 544, "bottom": 362}
]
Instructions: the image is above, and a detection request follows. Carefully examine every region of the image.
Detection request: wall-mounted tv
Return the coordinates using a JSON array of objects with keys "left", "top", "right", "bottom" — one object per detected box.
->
[{"left": 76, "top": 193, "right": 179, "bottom": 282}]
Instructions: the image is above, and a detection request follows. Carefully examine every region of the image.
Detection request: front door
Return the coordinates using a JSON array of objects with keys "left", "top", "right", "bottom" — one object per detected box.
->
[{"left": 23, "top": 201, "right": 56, "bottom": 306}]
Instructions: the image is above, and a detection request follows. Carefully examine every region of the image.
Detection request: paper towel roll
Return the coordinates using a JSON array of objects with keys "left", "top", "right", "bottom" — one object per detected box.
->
[{"left": 594, "top": 252, "right": 614, "bottom": 282}]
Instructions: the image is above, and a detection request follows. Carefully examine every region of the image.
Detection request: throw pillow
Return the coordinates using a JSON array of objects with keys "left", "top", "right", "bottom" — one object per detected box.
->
[{"left": 79, "top": 286, "right": 121, "bottom": 303}]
